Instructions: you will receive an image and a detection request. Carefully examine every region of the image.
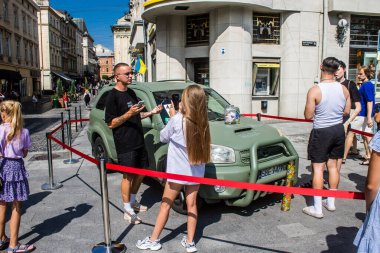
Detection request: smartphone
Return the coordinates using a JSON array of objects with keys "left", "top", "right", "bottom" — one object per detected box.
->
[
  {"left": 137, "top": 100, "right": 145, "bottom": 108},
  {"left": 171, "top": 94, "right": 180, "bottom": 111}
]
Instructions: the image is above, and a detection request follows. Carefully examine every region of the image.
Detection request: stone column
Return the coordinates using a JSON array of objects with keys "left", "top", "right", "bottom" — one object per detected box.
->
[
  {"left": 156, "top": 16, "right": 186, "bottom": 81},
  {"left": 209, "top": 7, "right": 252, "bottom": 114}
]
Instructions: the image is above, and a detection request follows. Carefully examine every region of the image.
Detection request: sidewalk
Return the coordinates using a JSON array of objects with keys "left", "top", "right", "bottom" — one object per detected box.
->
[{"left": 17, "top": 118, "right": 368, "bottom": 253}]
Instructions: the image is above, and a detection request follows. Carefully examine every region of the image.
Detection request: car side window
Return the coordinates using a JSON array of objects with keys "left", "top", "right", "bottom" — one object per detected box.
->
[{"left": 96, "top": 91, "right": 110, "bottom": 111}]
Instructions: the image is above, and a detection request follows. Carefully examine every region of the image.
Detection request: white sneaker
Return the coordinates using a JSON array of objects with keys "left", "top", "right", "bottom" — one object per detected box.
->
[
  {"left": 136, "top": 236, "right": 162, "bottom": 251},
  {"left": 132, "top": 201, "right": 148, "bottom": 212},
  {"left": 181, "top": 236, "right": 197, "bottom": 253},
  {"left": 124, "top": 210, "right": 142, "bottom": 224},
  {"left": 322, "top": 199, "right": 336, "bottom": 212},
  {"left": 302, "top": 206, "right": 324, "bottom": 219}
]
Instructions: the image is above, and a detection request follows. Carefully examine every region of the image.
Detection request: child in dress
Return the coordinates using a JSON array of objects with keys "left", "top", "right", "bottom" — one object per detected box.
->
[
  {"left": 0, "top": 101, "right": 35, "bottom": 253},
  {"left": 136, "top": 85, "right": 211, "bottom": 252}
]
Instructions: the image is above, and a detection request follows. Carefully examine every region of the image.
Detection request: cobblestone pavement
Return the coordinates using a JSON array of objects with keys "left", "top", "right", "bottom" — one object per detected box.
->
[{"left": 24, "top": 100, "right": 92, "bottom": 152}]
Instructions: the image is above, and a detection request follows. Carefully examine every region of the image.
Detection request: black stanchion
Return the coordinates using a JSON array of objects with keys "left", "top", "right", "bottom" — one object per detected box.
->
[
  {"left": 92, "top": 157, "right": 126, "bottom": 253},
  {"left": 63, "top": 109, "right": 79, "bottom": 164},
  {"left": 41, "top": 132, "right": 63, "bottom": 190},
  {"left": 79, "top": 105, "right": 83, "bottom": 128},
  {"left": 74, "top": 107, "right": 78, "bottom": 132},
  {"left": 60, "top": 112, "right": 65, "bottom": 149},
  {"left": 257, "top": 113, "right": 262, "bottom": 122}
]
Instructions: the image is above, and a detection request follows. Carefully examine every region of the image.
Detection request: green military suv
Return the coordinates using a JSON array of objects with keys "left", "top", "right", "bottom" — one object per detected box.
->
[{"left": 87, "top": 81, "right": 299, "bottom": 213}]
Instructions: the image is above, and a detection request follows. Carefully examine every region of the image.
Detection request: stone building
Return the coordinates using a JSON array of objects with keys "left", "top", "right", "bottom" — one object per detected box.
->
[
  {"left": 139, "top": 0, "right": 380, "bottom": 117},
  {"left": 112, "top": 15, "right": 131, "bottom": 65},
  {"left": 95, "top": 44, "right": 114, "bottom": 80},
  {"left": 0, "top": 0, "right": 40, "bottom": 101}
]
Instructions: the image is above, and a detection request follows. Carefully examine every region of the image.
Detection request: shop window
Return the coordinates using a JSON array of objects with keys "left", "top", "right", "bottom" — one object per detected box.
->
[
  {"left": 350, "top": 15, "right": 380, "bottom": 49},
  {"left": 186, "top": 14, "right": 209, "bottom": 46},
  {"left": 252, "top": 13, "right": 280, "bottom": 45},
  {"left": 252, "top": 63, "right": 280, "bottom": 96}
]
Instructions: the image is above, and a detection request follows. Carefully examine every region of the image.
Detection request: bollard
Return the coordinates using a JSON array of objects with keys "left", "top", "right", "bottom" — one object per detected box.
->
[
  {"left": 63, "top": 110, "right": 79, "bottom": 164},
  {"left": 41, "top": 132, "right": 63, "bottom": 190},
  {"left": 256, "top": 113, "right": 262, "bottom": 122},
  {"left": 281, "top": 160, "right": 296, "bottom": 211},
  {"left": 60, "top": 112, "right": 65, "bottom": 150},
  {"left": 92, "top": 157, "right": 127, "bottom": 253},
  {"left": 79, "top": 105, "right": 83, "bottom": 128},
  {"left": 74, "top": 106, "right": 78, "bottom": 132}
]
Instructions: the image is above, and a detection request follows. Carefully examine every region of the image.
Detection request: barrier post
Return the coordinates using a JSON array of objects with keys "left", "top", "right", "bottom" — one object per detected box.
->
[
  {"left": 63, "top": 111, "right": 79, "bottom": 164},
  {"left": 74, "top": 106, "right": 78, "bottom": 132},
  {"left": 60, "top": 112, "right": 65, "bottom": 150},
  {"left": 281, "top": 160, "right": 295, "bottom": 211},
  {"left": 79, "top": 105, "right": 83, "bottom": 128},
  {"left": 92, "top": 157, "right": 127, "bottom": 253},
  {"left": 257, "top": 113, "right": 262, "bottom": 121},
  {"left": 41, "top": 132, "right": 63, "bottom": 190}
]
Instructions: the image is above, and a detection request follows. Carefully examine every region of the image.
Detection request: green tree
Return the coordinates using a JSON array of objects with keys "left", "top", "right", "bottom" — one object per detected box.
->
[{"left": 56, "top": 79, "right": 64, "bottom": 98}]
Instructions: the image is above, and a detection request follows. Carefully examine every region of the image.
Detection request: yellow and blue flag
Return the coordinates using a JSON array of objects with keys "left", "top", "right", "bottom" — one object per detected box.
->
[{"left": 135, "top": 56, "right": 147, "bottom": 75}]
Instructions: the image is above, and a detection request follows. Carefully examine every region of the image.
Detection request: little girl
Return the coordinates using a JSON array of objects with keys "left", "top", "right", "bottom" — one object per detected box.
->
[
  {"left": 136, "top": 85, "right": 211, "bottom": 252},
  {"left": 0, "top": 101, "right": 35, "bottom": 253}
]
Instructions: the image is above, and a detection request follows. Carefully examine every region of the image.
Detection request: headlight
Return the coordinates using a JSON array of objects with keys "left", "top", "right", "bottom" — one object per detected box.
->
[{"left": 210, "top": 144, "right": 235, "bottom": 164}]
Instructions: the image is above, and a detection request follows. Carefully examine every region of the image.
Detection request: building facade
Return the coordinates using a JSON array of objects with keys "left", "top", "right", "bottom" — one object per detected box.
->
[
  {"left": 0, "top": 0, "right": 40, "bottom": 101},
  {"left": 112, "top": 16, "right": 131, "bottom": 65},
  {"left": 95, "top": 44, "right": 114, "bottom": 80},
  {"left": 141, "top": 0, "right": 380, "bottom": 117}
]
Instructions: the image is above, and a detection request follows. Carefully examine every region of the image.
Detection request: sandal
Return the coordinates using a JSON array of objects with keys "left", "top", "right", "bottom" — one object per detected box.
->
[
  {"left": 7, "top": 244, "right": 35, "bottom": 253},
  {"left": 360, "top": 160, "right": 370, "bottom": 166},
  {"left": 342, "top": 159, "right": 346, "bottom": 164},
  {"left": 0, "top": 236, "right": 9, "bottom": 250}
]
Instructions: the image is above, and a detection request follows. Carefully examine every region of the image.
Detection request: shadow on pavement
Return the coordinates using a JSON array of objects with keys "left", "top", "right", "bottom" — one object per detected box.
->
[
  {"left": 25, "top": 118, "right": 61, "bottom": 135},
  {"left": 321, "top": 226, "right": 358, "bottom": 253},
  {"left": 347, "top": 173, "right": 366, "bottom": 192},
  {"left": 19, "top": 203, "right": 92, "bottom": 245}
]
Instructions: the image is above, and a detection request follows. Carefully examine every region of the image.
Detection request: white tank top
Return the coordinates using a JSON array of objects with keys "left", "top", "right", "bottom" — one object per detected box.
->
[{"left": 313, "top": 82, "right": 346, "bottom": 129}]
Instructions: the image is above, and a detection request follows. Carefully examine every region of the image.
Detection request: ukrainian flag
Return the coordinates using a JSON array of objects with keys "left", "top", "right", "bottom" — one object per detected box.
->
[{"left": 135, "top": 56, "right": 147, "bottom": 75}]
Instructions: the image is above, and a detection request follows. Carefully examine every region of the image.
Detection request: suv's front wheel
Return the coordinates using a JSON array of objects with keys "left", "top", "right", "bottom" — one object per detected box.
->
[{"left": 94, "top": 137, "right": 109, "bottom": 159}]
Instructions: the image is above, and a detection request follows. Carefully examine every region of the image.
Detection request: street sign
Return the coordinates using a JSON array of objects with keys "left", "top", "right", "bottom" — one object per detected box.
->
[{"left": 302, "top": 41, "right": 317, "bottom": 47}]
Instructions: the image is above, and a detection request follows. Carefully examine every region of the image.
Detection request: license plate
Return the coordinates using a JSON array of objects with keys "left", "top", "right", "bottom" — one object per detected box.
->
[{"left": 257, "top": 164, "right": 287, "bottom": 179}]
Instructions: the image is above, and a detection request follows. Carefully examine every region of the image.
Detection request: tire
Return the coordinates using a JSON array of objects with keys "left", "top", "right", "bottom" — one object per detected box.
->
[
  {"left": 94, "top": 137, "right": 109, "bottom": 160},
  {"left": 172, "top": 189, "right": 204, "bottom": 215}
]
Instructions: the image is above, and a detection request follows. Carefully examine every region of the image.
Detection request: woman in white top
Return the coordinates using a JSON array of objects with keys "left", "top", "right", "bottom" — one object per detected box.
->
[{"left": 137, "top": 85, "right": 211, "bottom": 252}]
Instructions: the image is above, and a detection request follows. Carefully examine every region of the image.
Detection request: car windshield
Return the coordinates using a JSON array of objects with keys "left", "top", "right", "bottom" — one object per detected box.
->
[{"left": 153, "top": 88, "right": 230, "bottom": 124}]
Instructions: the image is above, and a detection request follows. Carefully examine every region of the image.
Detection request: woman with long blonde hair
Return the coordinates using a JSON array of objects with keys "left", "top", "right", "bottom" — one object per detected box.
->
[
  {"left": 137, "top": 85, "right": 211, "bottom": 252},
  {"left": 0, "top": 101, "right": 35, "bottom": 252}
]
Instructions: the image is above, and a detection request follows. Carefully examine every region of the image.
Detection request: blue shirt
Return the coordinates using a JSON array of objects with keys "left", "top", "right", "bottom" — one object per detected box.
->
[{"left": 359, "top": 81, "right": 375, "bottom": 117}]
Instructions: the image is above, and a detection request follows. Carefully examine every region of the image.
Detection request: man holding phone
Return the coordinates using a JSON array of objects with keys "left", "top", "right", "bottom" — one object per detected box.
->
[{"left": 105, "top": 63, "right": 162, "bottom": 224}]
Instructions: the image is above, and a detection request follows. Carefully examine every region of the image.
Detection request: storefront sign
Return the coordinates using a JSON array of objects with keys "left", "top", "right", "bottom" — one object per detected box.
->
[
  {"left": 256, "top": 63, "right": 280, "bottom": 68},
  {"left": 302, "top": 41, "right": 317, "bottom": 47}
]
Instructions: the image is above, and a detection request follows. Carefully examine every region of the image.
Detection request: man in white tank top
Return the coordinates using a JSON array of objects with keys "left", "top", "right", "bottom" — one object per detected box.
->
[{"left": 303, "top": 57, "right": 351, "bottom": 218}]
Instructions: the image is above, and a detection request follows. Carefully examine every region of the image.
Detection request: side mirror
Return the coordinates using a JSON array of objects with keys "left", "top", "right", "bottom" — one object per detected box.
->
[{"left": 141, "top": 116, "right": 153, "bottom": 128}]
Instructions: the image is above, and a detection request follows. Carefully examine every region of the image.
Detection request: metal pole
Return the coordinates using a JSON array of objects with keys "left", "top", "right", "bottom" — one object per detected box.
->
[
  {"left": 41, "top": 132, "right": 63, "bottom": 190},
  {"left": 67, "top": 109, "right": 71, "bottom": 140},
  {"left": 60, "top": 112, "right": 65, "bottom": 149},
  {"left": 79, "top": 105, "right": 83, "bottom": 128},
  {"left": 63, "top": 109, "right": 79, "bottom": 164},
  {"left": 257, "top": 113, "right": 262, "bottom": 122},
  {"left": 92, "top": 157, "right": 126, "bottom": 253},
  {"left": 74, "top": 106, "right": 78, "bottom": 132}
]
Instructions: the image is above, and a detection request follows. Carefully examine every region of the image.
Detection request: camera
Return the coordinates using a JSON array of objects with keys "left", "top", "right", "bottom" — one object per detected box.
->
[{"left": 171, "top": 94, "right": 180, "bottom": 111}]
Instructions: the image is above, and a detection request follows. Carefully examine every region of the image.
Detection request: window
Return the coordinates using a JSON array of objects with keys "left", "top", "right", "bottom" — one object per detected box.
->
[
  {"left": 5, "top": 33, "right": 11, "bottom": 57},
  {"left": 13, "top": 6, "right": 19, "bottom": 28},
  {"left": 16, "top": 37, "right": 20, "bottom": 60},
  {"left": 252, "top": 63, "right": 280, "bottom": 96},
  {"left": 22, "top": 12, "right": 26, "bottom": 32},
  {"left": 253, "top": 13, "right": 281, "bottom": 44},
  {"left": 3, "top": 0, "right": 8, "bottom": 22},
  {"left": 186, "top": 14, "right": 209, "bottom": 46},
  {"left": 24, "top": 41, "right": 28, "bottom": 64},
  {"left": 0, "top": 30, "right": 3, "bottom": 56}
]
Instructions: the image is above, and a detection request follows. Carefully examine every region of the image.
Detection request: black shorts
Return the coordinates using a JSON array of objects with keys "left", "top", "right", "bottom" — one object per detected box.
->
[
  {"left": 117, "top": 147, "right": 149, "bottom": 171},
  {"left": 307, "top": 124, "right": 345, "bottom": 163}
]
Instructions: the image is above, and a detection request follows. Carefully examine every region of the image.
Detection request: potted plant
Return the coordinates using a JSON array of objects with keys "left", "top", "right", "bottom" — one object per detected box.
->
[
  {"left": 56, "top": 79, "right": 64, "bottom": 108},
  {"left": 69, "top": 81, "right": 77, "bottom": 102},
  {"left": 51, "top": 93, "right": 60, "bottom": 108}
]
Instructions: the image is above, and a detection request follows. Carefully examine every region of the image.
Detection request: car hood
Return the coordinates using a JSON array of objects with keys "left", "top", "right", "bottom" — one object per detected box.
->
[{"left": 209, "top": 116, "right": 282, "bottom": 150}]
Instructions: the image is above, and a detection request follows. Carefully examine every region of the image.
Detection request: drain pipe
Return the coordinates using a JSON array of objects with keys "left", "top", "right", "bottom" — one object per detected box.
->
[{"left": 322, "top": 0, "right": 328, "bottom": 60}]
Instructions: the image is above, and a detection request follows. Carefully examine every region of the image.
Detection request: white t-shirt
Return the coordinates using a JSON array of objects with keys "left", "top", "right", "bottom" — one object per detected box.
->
[{"left": 160, "top": 113, "right": 205, "bottom": 185}]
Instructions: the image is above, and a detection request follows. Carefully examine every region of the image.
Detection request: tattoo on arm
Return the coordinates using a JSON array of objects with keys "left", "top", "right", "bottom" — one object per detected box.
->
[{"left": 140, "top": 111, "right": 151, "bottom": 119}]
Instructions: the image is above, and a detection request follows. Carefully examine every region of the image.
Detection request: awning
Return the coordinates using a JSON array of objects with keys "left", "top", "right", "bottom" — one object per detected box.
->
[
  {"left": 51, "top": 71, "right": 74, "bottom": 82},
  {"left": 0, "top": 69, "right": 23, "bottom": 81}
]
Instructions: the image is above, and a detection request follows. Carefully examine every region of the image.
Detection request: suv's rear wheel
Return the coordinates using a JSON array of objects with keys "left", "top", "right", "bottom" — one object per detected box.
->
[{"left": 94, "top": 137, "right": 108, "bottom": 159}]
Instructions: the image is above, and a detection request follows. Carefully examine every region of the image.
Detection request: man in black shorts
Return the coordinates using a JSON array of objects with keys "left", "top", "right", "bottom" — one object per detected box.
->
[
  {"left": 105, "top": 63, "right": 162, "bottom": 224},
  {"left": 335, "top": 60, "right": 361, "bottom": 164},
  {"left": 303, "top": 57, "right": 350, "bottom": 218}
]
